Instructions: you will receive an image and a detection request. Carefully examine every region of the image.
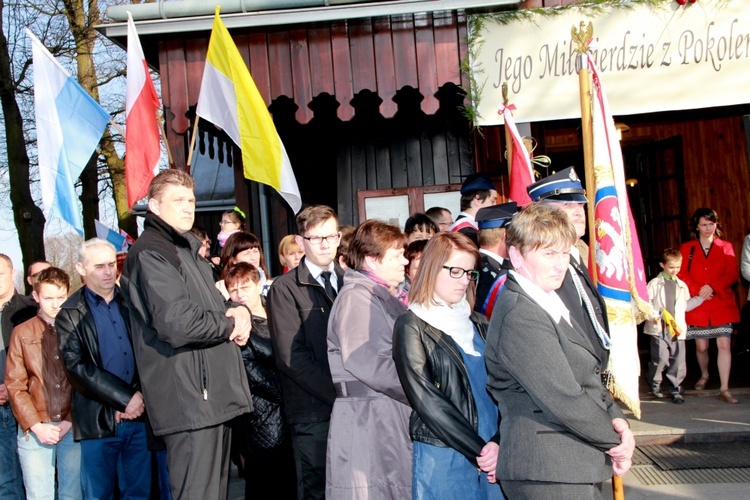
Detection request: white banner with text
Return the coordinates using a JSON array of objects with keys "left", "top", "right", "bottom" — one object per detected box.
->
[{"left": 470, "top": 1, "right": 750, "bottom": 125}]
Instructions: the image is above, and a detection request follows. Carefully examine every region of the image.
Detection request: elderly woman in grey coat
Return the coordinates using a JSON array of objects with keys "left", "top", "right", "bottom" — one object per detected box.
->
[
  {"left": 326, "top": 219, "right": 412, "bottom": 499},
  {"left": 485, "top": 203, "right": 635, "bottom": 499}
]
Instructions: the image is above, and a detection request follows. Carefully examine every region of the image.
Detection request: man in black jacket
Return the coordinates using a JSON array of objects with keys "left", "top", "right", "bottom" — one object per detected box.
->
[
  {"left": 56, "top": 238, "right": 151, "bottom": 498},
  {"left": 0, "top": 254, "right": 36, "bottom": 498},
  {"left": 267, "top": 205, "right": 343, "bottom": 500},
  {"left": 120, "top": 169, "right": 253, "bottom": 498}
]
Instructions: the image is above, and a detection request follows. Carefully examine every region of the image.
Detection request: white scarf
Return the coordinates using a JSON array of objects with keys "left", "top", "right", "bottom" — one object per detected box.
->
[{"left": 408, "top": 297, "right": 479, "bottom": 356}]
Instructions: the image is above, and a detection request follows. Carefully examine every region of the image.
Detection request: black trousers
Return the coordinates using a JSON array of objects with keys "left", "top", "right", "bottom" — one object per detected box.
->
[
  {"left": 290, "top": 421, "right": 329, "bottom": 500},
  {"left": 163, "top": 424, "right": 231, "bottom": 500}
]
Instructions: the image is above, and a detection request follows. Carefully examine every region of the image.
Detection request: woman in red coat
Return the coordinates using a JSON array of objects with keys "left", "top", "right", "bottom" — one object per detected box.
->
[{"left": 679, "top": 208, "right": 740, "bottom": 403}]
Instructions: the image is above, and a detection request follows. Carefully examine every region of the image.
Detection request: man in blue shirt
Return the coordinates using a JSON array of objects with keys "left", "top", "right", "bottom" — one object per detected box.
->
[{"left": 56, "top": 239, "right": 152, "bottom": 499}]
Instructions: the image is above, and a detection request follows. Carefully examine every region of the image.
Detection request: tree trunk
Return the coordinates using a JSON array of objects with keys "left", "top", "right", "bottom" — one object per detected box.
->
[
  {"left": 101, "top": 130, "right": 137, "bottom": 237},
  {"left": 79, "top": 154, "right": 99, "bottom": 240},
  {"left": 0, "top": 0, "right": 46, "bottom": 283}
]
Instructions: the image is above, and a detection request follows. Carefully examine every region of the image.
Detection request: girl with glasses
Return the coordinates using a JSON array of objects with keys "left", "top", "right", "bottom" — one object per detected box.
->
[{"left": 393, "top": 232, "right": 503, "bottom": 499}]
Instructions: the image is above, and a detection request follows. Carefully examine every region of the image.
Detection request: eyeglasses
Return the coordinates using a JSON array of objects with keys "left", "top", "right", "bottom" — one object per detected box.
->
[
  {"left": 442, "top": 266, "right": 479, "bottom": 281},
  {"left": 438, "top": 222, "right": 453, "bottom": 227},
  {"left": 301, "top": 233, "right": 341, "bottom": 245},
  {"left": 219, "top": 220, "right": 235, "bottom": 226}
]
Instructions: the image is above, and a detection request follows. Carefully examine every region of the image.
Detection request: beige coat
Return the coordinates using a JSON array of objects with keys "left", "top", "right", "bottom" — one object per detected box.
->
[{"left": 326, "top": 269, "right": 411, "bottom": 499}]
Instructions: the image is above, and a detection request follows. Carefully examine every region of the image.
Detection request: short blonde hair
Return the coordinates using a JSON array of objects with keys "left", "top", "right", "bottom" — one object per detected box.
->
[
  {"left": 278, "top": 235, "right": 302, "bottom": 264},
  {"left": 505, "top": 202, "right": 576, "bottom": 256},
  {"left": 408, "top": 232, "right": 480, "bottom": 308}
]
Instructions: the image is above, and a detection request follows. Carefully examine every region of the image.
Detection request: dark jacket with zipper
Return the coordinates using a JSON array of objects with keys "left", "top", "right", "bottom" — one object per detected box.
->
[
  {"left": 266, "top": 258, "right": 343, "bottom": 424},
  {"left": 234, "top": 316, "right": 289, "bottom": 451},
  {"left": 56, "top": 287, "right": 141, "bottom": 441},
  {"left": 393, "top": 310, "right": 499, "bottom": 467},
  {"left": 120, "top": 212, "right": 252, "bottom": 436}
]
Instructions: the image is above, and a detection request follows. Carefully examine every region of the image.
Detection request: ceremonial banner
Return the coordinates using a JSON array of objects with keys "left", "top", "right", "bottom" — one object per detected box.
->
[
  {"left": 470, "top": 0, "right": 750, "bottom": 125},
  {"left": 588, "top": 52, "right": 652, "bottom": 419}
]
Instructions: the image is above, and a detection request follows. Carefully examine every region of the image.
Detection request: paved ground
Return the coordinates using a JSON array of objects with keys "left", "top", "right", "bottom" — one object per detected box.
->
[{"left": 228, "top": 347, "right": 750, "bottom": 499}]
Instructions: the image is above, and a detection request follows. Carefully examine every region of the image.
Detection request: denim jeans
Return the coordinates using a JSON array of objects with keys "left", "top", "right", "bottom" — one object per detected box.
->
[
  {"left": 80, "top": 420, "right": 151, "bottom": 500},
  {"left": 0, "top": 404, "right": 24, "bottom": 499},
  {"left": 17, "top": 422, "right": 82, "bottom": 500}
]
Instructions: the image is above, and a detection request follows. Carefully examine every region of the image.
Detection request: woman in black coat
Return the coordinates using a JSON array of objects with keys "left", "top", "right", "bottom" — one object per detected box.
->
[{"left": 225, "top": 263, "right": 296, "bottom": 499}]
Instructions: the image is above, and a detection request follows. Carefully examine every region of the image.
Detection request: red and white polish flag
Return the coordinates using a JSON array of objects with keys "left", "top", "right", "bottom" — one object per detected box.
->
[{"left": 126, "top": 12, "right": 161, "bottom": 208}]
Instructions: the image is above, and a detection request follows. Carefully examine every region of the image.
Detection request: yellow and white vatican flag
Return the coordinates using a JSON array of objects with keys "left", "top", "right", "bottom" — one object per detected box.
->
[{"left": 196, "top": 7, "right": 301, "bottom": 213}]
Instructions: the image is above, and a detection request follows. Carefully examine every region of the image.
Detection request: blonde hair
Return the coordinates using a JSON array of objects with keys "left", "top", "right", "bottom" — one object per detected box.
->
[{"left": 278, "top": 235, "right": 302, "bottom": 265}]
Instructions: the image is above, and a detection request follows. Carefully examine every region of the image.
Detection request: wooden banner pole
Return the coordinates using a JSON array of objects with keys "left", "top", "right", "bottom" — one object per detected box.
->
[{"left": 186, "top": 116, "right": 200, "bottom": 172}]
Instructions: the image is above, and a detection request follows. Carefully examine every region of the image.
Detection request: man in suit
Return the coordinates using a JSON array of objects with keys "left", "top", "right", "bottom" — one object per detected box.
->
[
  {"left": 474, "top": 202, "right": 517, "bottom": 314},
  {"left": 527, "top": 167, "right": 612, "bottom": 365},
  {"left": 485, "top": 203, "right": 634, "bottom": 498},
  {"left": 267, "top": 205, "right": 344, "bottom": 500},
  {"left": 450, "top": 174, "right": 498, "bottom": 246}
]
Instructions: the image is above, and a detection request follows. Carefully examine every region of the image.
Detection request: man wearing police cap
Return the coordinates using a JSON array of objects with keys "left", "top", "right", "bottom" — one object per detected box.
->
[
  {"left": 449, "top": 174, "right": 498, "bottom": 246},
  {"left": 527, "top": 166, "right": 612, "bottom": 368},
  {"left": 474, "top": 202, "right": 517, "bottom": 314}
]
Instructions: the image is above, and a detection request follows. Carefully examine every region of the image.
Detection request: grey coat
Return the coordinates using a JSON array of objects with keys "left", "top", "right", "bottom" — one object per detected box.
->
[
  {"left": 485, "top": 275, "right": 625, "bottom": 487},
  {"left": 326, "top": 269, "right": 411, "bottom": 499}
]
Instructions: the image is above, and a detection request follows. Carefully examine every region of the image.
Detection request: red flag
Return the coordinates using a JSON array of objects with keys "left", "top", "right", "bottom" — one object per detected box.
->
[
  {"left": 125, "top": 12, "right": 161, "bottom": 208},
  {"left": 499, "top": 103, "right": 533, "bottom": 206}
]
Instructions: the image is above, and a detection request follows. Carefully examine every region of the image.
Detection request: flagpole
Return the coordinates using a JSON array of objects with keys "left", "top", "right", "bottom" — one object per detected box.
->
[
  {"left": 572, "top": 21, "right": 597, "bottom": 287},
  {"left": 158, "top": 113, "right": 175, "bottom": 168},
  {"left": 502, "top": 82, "right": 514, "bottom": 187},
  {"left": 109, "top": 120, "right": 125, "bottom": 139},
  {"left": 573, "top": 21, "right": 625, "bottom": 500},
  {"left": 186, "top": 116, "right": 200, "bottom": 172}
]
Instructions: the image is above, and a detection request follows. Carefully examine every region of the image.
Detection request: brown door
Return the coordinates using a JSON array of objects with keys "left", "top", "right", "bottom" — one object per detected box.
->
[{"left": 623, "top": 135, "right": 686, "bottom": 280}]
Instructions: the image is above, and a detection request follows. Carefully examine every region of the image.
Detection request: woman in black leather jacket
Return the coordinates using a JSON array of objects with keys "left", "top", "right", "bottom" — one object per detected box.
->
[
  {"left": 225, "top": 263, "right": 296, "bottom": 499},
  {"left": 393, "top": 232, "right": 503, "bottom": 499}
]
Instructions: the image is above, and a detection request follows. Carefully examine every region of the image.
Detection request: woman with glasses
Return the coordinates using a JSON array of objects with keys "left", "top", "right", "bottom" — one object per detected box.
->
[
  {"left": 326, "top": 220, "right": 411, "bottom": 499},
  {"left": 393, "top": 232, "right": 503, "bottom": 499}
]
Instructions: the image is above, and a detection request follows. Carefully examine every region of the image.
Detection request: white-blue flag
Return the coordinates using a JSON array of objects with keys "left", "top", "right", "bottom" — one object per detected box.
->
[{"left": 28, "top": 29, "right": 109, "bottom": 235}]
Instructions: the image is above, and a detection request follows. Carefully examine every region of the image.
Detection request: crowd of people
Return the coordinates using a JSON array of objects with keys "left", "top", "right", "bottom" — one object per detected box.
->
[{"left": 0, "top": 165, "right": 745, "bottom": 499}]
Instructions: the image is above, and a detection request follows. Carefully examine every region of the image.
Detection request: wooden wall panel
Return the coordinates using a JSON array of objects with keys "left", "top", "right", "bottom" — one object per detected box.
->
[
  {"left": 391, "top": 16, "right": 419, "bottom": 91},
  {"left": 247, "top": 33, "right": 271, "bottom": 104},
  {"left": 349, "top": 20, "right": 377, "bottom": 95},
  {"left": 289, "top": 28, "right": 313, "bottom": 123},
  {"left": 185, "top": 38, "right": 207, "bottom": 106},
  {"left": 373, "top": 18, "right": 398, "bottom": 117},
  {"left": 434, "top": 11, "right": 461, "bottom": 88},
  {"left": 267, "top": 31, "right": 293, "bottom": 100},
  {"left": 415, "top": 13, "right": 439, "bottom": 115},
  {"left": 331, "top": 21, "right": 355, "bottom": 121},
  {"left": 624, "top": 115, "right": 750, "bottom": 259},
  {"left": 308, "top": 26, "right": 335, "bottom": 97}
]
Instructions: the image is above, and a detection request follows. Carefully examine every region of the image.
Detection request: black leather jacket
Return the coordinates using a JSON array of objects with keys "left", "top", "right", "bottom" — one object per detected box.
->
[
  {"left": 393, "top": 310, "right": 499, "bottom": 467},
  {"left": 56, "top": 287, "right": 141, "bottom": 441},
  {"left": 233, "top": 316, "right": 289, "bottom": 452}
]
